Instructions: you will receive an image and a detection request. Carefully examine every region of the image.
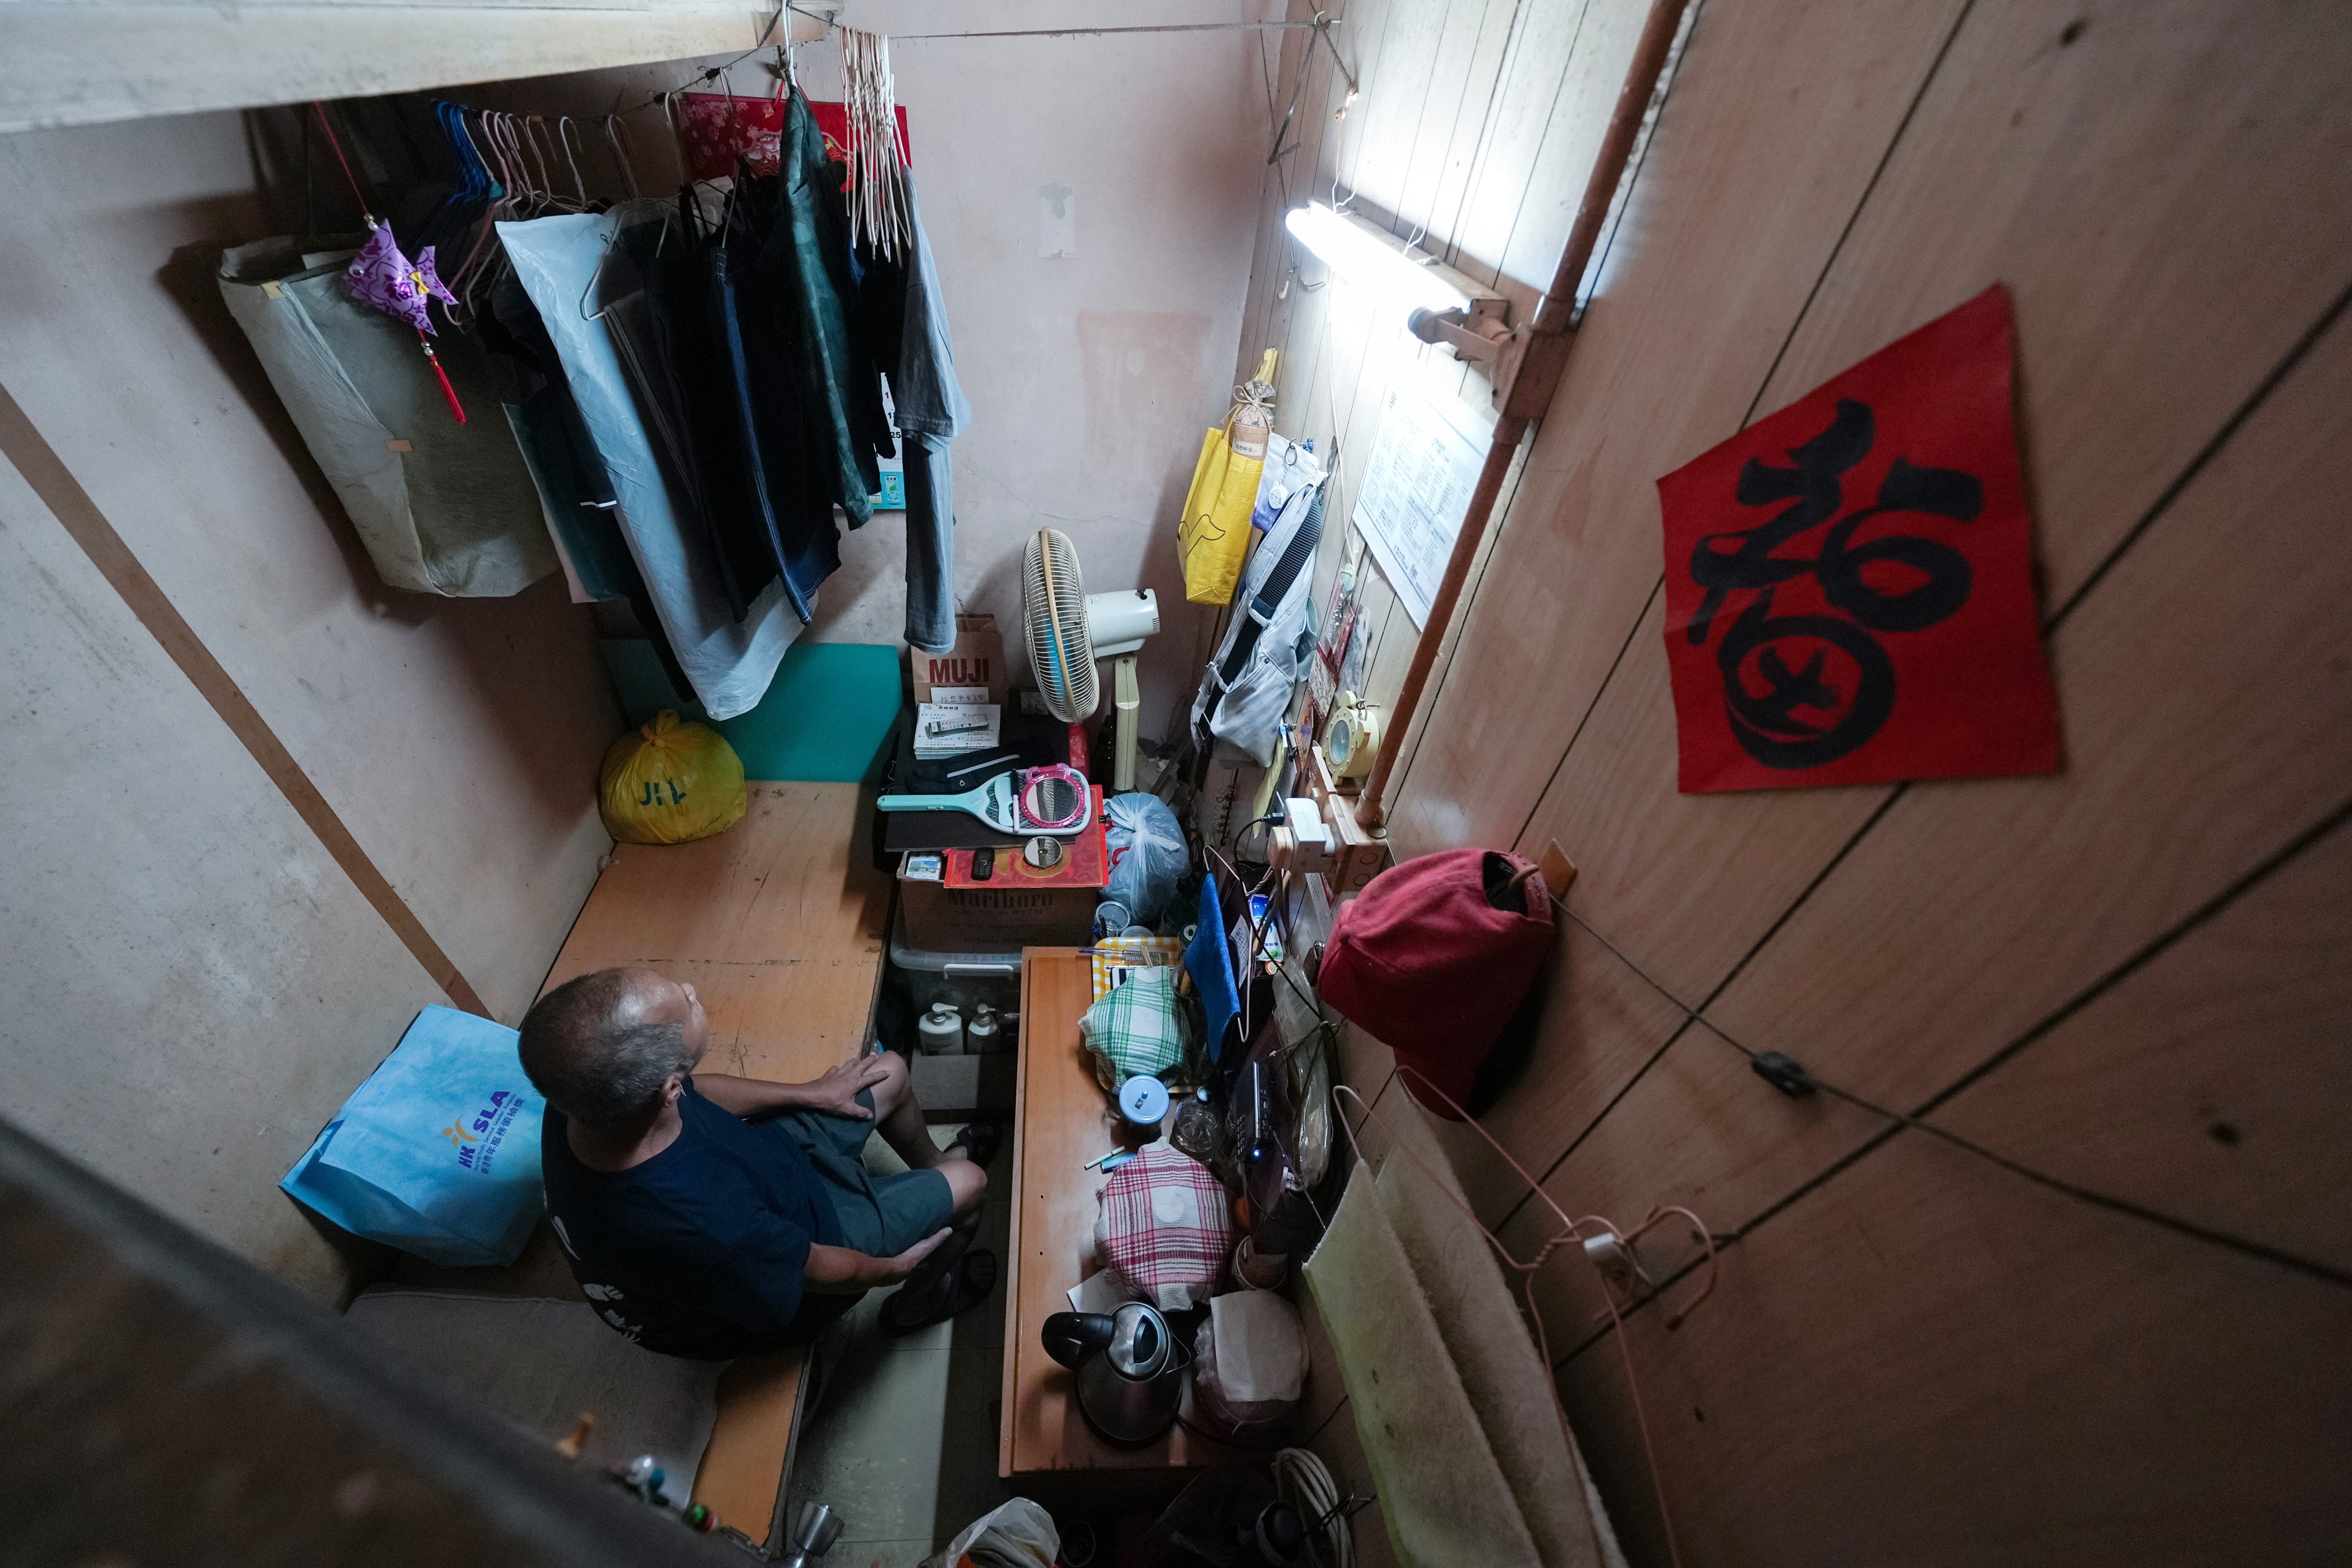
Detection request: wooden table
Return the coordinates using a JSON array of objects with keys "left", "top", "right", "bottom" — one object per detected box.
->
[{"left": 999, "top": 949, "right": 1244, "bottom": 1486}]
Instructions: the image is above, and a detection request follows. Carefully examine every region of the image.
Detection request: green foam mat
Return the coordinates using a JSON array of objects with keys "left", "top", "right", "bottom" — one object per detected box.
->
[{"left": 601, "top": 639, "right": 904, "bottom": 782}]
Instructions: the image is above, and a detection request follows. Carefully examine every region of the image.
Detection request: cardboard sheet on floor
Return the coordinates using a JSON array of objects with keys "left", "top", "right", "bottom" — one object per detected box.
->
[
  {"left": 1304, "top": 1102, "right": 1624, "bottom": 1568},
  {"left": 603, "top": 638, "right": 901, "bottom": 782}
]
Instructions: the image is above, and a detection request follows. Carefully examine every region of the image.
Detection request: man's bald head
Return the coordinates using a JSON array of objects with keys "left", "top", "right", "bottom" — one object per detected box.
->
[{"left": 519, "top": 967, "right": 708, "bottom": 1129}]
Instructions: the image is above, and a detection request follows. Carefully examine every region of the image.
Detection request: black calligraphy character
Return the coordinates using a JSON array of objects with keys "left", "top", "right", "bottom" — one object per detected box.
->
[{"left": 1686, "top": 397, "right": 1982, "bottom": 769}]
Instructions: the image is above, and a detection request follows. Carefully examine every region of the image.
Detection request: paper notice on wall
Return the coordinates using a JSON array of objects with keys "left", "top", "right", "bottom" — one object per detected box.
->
[{"left": 1351, "top": 384, "right": 1493, "bottom": 629}]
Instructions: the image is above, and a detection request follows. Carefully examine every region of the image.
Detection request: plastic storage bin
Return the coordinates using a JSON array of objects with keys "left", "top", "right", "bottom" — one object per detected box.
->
[{"left": 888, "top": 910, "right": 1022, "bottom": 1020}]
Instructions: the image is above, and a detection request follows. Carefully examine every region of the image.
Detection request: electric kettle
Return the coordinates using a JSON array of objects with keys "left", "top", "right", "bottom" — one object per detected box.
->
[{"left": 1042, "top": 1301, "right": 1189, "bottom": 1445}]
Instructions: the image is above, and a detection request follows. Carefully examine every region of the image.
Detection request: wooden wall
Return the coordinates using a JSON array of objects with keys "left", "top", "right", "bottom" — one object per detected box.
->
[{"left": 1231, "top": 0, "right": 2352, "bottom": 1560}]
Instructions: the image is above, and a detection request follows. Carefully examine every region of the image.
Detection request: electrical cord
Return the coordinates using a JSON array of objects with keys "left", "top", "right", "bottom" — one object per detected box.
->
[{"left": 1274, "top": 1446, "right": 1353, "bottom": 1568}]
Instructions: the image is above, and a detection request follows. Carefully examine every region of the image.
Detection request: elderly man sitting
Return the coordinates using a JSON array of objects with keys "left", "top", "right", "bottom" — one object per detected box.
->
[{"left": 517, "top": 965, "right": 996, "bottom": 1357}]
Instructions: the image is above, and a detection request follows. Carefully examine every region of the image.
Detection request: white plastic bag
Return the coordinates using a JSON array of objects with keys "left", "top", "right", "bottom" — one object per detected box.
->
[
  {"left": 1191, "top": 1288, "right": 1308, "bottom": 1432},
  {"left": 1103, "top": 791, "right": 1188, "bottom": 925},
  {"left": 922, "top": 1497, "right": 1059, "bottom": 1568}
]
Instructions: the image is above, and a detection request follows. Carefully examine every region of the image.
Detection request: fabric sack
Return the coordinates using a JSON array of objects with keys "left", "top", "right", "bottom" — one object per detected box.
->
[
  {"left": 1094, "top": 1144, "right": 1234, "bottom": 1311},
  {"left": 1317, "top": 849, "right": 1554, "bottom": 1119},
  {"left": 218, "top": 237, "right": 555, "bottom": 597},
  {"left": 1079, "top": 965, "right": 1195, "bottom": 1090},
  {"left": 281, "top": 1006, "right": 544, "bottom": 1266}
]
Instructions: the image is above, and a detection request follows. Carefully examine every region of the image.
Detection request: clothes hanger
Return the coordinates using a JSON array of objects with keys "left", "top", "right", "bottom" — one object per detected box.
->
[
  {"left": 556, "top": 116, "right": 590, "bottom": 209},
  {"left": 602, "top": 114, "right": 643, "bottom": 202},
  {"left": 450, "top": 110, "right": 527, "bottom": 311},
  {"left": 522, "top": 115, "right": 556, "bottom": 208}
]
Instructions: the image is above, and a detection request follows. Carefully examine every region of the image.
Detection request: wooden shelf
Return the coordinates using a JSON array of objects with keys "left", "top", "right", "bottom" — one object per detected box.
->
[{"left": 999, "top": 949, "right": 1245, "bottom": 1480}]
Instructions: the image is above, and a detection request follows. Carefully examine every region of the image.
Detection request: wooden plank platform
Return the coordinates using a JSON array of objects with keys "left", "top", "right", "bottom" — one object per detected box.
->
[
  {"left": 559, "top": 783, "right": 890, "bottom": 1538},
  {"left": 1000, "top": 949, "right": 1245, "bottom": 1482},
  {"left": 393, "top": 782, "right": 893, "bottom": 1544},
  {"left": 546, "top": 782, "right": 893, "bottom": 1085}
]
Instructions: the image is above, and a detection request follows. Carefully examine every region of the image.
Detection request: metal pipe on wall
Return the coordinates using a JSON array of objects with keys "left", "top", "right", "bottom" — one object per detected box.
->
[{"left": 1355, "top": 0, "right": 1695, "bottom": 831}]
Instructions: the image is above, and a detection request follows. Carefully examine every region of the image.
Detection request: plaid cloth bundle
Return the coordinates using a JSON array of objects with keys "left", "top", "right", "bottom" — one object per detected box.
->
[
  {"left": 1095, "top": 1144, "right": 1234, "bottom": 1310},
  {"left": 1078, "top": 965, "right": 1194, "bottom": 1090}
]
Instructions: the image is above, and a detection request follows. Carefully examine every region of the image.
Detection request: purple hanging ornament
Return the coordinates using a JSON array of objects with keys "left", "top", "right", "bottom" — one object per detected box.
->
[{"left": 346, "top": 222, "right": 457, "bottom": 337}]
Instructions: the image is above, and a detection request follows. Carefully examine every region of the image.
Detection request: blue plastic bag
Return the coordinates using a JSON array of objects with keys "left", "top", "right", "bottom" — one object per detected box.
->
[{"left": 281, "top": 1006, "right": 545, "bottom": 1266}]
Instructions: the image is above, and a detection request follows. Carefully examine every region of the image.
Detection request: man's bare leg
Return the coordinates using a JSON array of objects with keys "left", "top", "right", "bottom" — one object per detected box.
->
[
  {"left": 882, "top": 1158, "right": 990, "bottom": 1328},
  {"left": 866, "top": 1049, "right": 966, "bottom": 1171}
]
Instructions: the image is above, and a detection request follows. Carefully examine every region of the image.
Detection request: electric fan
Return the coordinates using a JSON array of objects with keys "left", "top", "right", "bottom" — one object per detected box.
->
[{"left": 1021, "top": 528, "right": 1160, "bottom": 790}]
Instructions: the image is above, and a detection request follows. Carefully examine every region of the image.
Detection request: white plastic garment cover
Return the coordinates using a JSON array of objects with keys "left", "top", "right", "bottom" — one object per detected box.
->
[
  {"left": 1190, "top": 477, "right": 1320, "bottom": 765},
  {"left": 218, "top": 237, "right": 556, "bottom": 597},
  {"left": 499, "top": 207, "right": 800, "bottom": 720}
]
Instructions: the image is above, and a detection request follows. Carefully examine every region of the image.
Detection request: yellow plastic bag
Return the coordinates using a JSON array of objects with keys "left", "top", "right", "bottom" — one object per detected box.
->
[
  {"left": 1177, "top": 421, "right": 1265, "bottom": 607},
  {"left": 1180, "top": 353, "right": 1280, "bottom": 607},
  {"left": 598, "top": 711, "right": 747, "bottom": 845}
]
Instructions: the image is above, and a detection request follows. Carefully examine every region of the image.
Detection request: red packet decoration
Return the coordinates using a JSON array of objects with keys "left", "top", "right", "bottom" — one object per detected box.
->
[
  {"left": 680, "top": 93, "right": 909, "bottom": 183},
  {"left": 1656, "top": 287, "right": 2060, "bottom": 792}
]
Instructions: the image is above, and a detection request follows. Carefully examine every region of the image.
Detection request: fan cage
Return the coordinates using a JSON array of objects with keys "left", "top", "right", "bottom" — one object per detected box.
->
[{"left": 1023, "top": 528, "right": 1099, "bottom": 721}]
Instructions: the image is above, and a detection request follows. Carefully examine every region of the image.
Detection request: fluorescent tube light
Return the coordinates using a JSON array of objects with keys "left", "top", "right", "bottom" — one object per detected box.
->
[{"left": 1283, "top": 202, "right": 1470, "bottom": 316}]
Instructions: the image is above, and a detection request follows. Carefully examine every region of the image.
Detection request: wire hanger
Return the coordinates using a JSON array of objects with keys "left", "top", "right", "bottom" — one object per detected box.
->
[
  {"left": 601, "top": 113, "right": 643, "bottom": 201},
  {"left": 555, "top": 115, "right": 590, "bottom": 208}
]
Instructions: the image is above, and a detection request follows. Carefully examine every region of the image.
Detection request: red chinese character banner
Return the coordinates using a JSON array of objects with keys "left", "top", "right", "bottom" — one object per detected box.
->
[{"left": 1656, "top": 286, "right": 2061, "bottom": 793}]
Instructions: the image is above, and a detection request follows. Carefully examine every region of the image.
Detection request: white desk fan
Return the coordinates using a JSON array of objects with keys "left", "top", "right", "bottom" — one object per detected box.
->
[{"left": 1021, "top": 528, "right": 1160, "bottom": 790}]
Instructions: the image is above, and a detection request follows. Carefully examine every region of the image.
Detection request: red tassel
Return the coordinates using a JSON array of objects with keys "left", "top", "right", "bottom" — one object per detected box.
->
[{"left": 418, "top": 333, "right": 466, "bottom": 423}]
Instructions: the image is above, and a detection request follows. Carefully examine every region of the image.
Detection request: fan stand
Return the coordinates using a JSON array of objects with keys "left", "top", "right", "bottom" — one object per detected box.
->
[{"left": 1111, "top": 654, "right": 1141, "bottom": 791}]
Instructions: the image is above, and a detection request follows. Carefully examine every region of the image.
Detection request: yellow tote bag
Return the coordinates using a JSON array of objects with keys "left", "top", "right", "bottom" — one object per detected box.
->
[{"left": 1177, "top": 417, "right": 1264, "bottom": 607}]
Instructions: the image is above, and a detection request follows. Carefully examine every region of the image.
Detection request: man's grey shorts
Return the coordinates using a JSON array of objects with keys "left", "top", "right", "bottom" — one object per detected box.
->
[{"left": 771, "top": 1084, "right": 955, "bottom": 1257}]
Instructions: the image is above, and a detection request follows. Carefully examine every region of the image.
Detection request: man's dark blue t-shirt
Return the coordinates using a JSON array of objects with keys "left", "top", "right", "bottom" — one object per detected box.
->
[{"left": 542, "top": 1081, "right": 847, "bottom": 1358}]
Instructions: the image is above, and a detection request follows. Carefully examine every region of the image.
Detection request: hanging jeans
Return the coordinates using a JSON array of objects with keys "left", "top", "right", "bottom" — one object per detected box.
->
[{"left": 886, "top": 180, "right": 971, "bottom": 655}]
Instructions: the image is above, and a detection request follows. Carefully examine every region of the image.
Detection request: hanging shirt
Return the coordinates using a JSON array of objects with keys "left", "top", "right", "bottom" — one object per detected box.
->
[
  {"left": 765, "top": 88, "right": 896, "bottom": 527},
  {"left": 713, "top": 180, "right": 845, "bottom": 622},
  {"left": 541, "top": 1082, "right": 846, "bottom": 1360},
  {"left": 890, "top": 175, "right": 973, "bottom": 655},
  {"left": 500, "top": 206, "right": 800, "bottom": 720}
]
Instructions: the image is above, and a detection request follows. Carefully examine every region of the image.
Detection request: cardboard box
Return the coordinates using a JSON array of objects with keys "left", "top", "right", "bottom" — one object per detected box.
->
[
  {"left": 895, "top": 790, "right": 1106, "bottom": 952},
  {"left": 911, "top": 613, "right": 1009, "bottom": 706},
  {"left": 897, "top": 874, "right": 1099, "bottom": 952}
]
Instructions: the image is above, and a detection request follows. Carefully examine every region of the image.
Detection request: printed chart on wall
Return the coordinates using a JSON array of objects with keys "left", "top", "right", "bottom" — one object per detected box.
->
[{"left": 1350, "top": 384, "right": 1492, "bottom": 628}]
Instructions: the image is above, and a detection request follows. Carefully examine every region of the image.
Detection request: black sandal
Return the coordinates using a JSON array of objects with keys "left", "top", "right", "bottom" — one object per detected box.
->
[
  {"left": 948, "top": 1121, "right": 1002, "bottom": 1168},
  {"left": 882, "top": 1249, "right": 999, "bottom": 1335}
]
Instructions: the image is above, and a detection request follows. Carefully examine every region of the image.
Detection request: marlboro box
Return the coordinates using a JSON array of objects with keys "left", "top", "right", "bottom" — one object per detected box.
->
[{"left": 911, "top": 614, "right": 1009, "bottom": 706}]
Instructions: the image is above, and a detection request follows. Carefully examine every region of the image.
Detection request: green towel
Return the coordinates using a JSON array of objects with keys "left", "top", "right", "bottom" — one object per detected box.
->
[{"left": 1079, "top": 967, "right": 1194, "bottom": 1088}]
